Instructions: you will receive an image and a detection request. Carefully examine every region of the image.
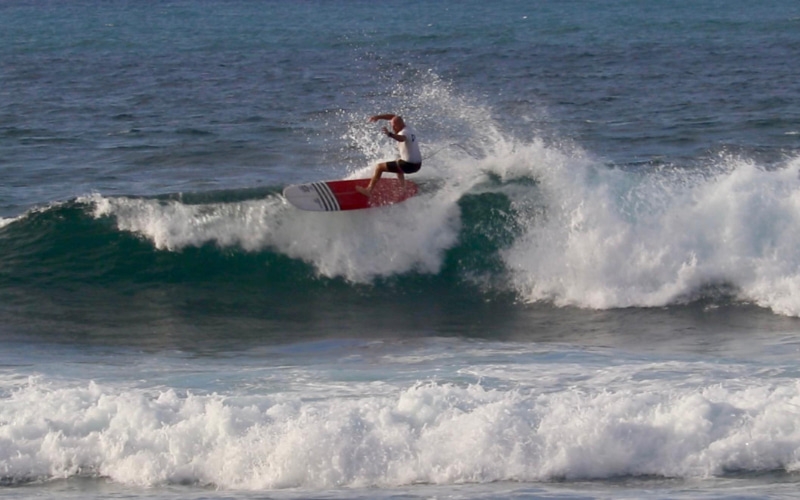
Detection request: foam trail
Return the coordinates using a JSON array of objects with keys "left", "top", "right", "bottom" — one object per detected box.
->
[{"left": 87, "top": 190, "right": 461, "bottom": 283}]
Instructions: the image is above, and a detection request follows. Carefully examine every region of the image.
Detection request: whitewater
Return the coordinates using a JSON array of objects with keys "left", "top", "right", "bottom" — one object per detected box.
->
[{"left": 4, "top": 340, "right": 800, "bottom": 491}]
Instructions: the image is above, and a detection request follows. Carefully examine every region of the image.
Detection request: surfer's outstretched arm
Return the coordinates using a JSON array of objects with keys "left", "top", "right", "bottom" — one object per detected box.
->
[{"left": 369, "top": 114, "right": 397, "bottom": 122}]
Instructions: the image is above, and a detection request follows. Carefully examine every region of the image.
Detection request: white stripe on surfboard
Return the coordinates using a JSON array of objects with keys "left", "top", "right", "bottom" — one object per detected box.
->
[{"left": 311, "top": 182, "right": 340, "bottom": 211}]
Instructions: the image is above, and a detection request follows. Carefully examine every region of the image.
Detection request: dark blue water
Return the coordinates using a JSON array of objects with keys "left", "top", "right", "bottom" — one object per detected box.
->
[{"left": 2, "top": 1, "right": 800, "bottom": 498}]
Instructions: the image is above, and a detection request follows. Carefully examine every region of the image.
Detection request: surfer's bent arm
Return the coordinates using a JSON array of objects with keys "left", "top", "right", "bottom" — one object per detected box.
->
[{"left": 382, "top": 127, "right": 406, "bottom": 142}]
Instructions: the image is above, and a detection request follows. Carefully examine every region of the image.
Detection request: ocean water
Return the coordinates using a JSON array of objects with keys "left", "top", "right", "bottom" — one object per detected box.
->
[{"left": 3, "top": 1, "right": 800, "bottom": 498}]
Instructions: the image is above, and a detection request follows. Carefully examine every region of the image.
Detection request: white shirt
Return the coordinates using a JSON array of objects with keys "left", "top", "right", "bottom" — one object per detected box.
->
[{"left": 398, "top": 125, "right": 422, "bottom": 164}]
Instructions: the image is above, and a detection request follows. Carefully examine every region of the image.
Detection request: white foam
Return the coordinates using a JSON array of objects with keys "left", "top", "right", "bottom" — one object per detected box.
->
[
  {"left": 85, "top": 190, "right": 461, "bottom": 283},
  {"left": 497, "top": 147, "right": 800, "bottom": 315},
  {"left": 3, "top": 364, "right": 800, "bottom": 489}
]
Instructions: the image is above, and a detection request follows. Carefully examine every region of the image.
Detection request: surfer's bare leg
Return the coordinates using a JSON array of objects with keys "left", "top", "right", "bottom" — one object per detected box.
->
[
  {"left": 396, "top": 169, "right": 405, "bottom": 191},
  {"left": 356, "top": 162, "right": 388, "bottom": 197}
]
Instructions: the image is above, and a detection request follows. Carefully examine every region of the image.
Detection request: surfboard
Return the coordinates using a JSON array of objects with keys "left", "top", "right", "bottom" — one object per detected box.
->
[{"left": 283, "top": 178, "right": 418, "bottom": 212}]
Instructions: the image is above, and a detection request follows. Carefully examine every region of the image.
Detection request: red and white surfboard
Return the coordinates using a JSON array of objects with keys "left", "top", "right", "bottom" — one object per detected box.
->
[{"left": 283, "top": 178, "right": 418, "bottom": 212}]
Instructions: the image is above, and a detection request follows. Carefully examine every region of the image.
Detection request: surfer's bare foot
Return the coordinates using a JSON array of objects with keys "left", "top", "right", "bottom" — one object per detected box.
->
[{"left": 355, "top": 185, "right": 372, "bottom": 197}]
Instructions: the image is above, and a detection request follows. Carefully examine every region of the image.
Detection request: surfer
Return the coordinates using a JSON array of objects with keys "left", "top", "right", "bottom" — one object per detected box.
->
[{"left": 356, "top": 114, "right": 422, "bottom": 198}]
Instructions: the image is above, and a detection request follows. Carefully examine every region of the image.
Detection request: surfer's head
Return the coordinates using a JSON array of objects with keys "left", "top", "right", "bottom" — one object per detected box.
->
[{"left": 390, "top": 116, "right": 405, "bottom": 133}]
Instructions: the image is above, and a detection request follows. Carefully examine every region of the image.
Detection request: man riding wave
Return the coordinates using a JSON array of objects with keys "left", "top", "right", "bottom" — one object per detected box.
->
[{"left": 356, "top": 114, "right": 422, "bottom": 198}]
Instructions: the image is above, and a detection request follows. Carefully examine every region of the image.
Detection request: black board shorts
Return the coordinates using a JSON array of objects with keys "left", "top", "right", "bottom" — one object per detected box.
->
[{"left": 386, "top": 160, "right": 422, "bottom": 174}]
